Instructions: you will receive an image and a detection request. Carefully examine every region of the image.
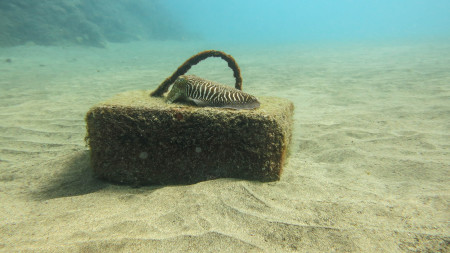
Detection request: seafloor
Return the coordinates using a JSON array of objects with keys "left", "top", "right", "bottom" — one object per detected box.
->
[{"left": 0, "top": 40, "right": 449, "bottom": 252}]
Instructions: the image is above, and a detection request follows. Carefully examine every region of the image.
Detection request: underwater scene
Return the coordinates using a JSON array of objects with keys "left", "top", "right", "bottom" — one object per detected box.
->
[{"left": 0, "top": 0, "right": 449, "bottom": 251}]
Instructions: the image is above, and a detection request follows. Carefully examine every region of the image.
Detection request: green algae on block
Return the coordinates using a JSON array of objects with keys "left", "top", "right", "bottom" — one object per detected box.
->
[{"left": 85, "top": 90, "right": 294, "bottom": 185}]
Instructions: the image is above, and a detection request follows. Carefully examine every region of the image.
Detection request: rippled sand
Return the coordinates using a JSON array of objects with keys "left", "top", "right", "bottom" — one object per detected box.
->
[{"left": 0, "top": 40, "right": 449, "bottom": 252}]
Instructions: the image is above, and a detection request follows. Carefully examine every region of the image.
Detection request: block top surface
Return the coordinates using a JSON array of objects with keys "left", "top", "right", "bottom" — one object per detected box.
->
[{"left": 94, "top": 90, "right": 294, "bottom": 120}]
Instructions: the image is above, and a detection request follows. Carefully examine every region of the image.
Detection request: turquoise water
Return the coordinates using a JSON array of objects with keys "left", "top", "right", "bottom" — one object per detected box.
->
[{"left": 163, "top": 0, "right": 450, "bottom": 43}]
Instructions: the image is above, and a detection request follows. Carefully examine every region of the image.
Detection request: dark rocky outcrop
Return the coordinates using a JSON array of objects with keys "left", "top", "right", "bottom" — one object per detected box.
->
[{"left": 0, "top": 0, "right": 187, "bottom": 47}]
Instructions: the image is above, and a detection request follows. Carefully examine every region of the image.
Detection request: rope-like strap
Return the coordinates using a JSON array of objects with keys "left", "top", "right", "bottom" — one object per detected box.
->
[{"left": 150, "top": 50, "right": 242, "bottom": 97}]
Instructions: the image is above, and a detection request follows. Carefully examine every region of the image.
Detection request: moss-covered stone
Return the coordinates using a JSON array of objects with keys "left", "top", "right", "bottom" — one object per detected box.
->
[{"left": 85, "top": 90, "right": 294, "bottom": 185}]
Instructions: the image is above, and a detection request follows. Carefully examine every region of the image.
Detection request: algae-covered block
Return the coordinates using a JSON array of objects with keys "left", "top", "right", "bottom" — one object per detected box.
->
[{"left": 85, "top": 90, "right": 294, "bottom": 185}]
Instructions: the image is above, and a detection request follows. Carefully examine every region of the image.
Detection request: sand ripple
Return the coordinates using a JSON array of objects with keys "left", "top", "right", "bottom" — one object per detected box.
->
[{"left": 0, "top": 41, "right": 449, "bottom": 252}]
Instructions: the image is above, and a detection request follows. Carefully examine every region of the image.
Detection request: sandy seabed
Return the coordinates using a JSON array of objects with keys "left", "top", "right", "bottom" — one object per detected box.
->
[{"left": 0, "top": 40, "right": 449, "bottom": 252}]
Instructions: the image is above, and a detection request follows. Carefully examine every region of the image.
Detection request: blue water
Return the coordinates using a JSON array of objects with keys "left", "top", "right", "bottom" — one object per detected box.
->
[{"left": 163, "top": 0, "right": 450, "bottom": 43}]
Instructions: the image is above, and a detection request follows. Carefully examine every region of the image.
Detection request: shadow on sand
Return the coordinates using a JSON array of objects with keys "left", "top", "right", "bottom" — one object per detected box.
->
[
  {"left": 34, "top": 150, "right": 165, "bottom": 200},
  {"left": 35, "top": 150, "right": 108, "bottom": 200}
]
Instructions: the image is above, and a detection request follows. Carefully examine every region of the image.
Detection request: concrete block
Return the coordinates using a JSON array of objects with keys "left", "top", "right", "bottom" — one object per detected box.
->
[{"left": 85, "top": 90, "right": 294, "bottom": 185}]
